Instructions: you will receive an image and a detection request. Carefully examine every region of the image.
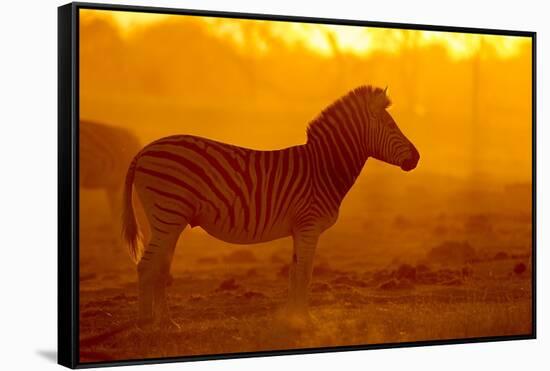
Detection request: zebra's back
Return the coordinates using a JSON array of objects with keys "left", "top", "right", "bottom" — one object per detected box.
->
[
  {"left": 80, "top": 120, "right": 141, "bottom": 189},
  {"left": 133, "top": 135, "right": 311, "bottom": 244}
]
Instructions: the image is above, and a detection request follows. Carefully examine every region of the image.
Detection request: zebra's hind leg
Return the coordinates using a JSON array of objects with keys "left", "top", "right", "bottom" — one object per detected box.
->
[
  {"left": 287, "top": 231, "right": 320, "bottom": 322},
  {"left": 137, "top": 223, "right": 185, "bottom": 330},
  {"left": 153, "top": 225, "right": 184, "bottom": 330}
]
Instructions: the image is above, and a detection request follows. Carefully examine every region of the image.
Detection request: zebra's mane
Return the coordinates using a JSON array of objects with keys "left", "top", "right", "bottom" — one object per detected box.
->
[{"left": 306, "top": 85, "right": 391, "bottom": 143}]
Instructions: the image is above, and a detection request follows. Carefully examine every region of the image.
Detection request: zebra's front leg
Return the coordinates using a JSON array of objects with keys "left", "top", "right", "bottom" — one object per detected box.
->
[{"left": 288, "top": 231, "right": 319, "bottom": 318}]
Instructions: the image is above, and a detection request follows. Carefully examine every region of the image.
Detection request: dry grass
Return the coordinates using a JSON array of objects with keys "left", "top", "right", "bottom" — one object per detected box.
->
[
  {"left": 78, "top": 180, "right": 533, "bottom": 363},
  {"left": 79, "top": 258, "right": 532, "bottom": 362}
]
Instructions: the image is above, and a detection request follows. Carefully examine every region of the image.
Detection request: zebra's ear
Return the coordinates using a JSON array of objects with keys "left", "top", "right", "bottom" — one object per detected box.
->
[{"left": 372, "top": 86, "right": 391, "bottom": 111}]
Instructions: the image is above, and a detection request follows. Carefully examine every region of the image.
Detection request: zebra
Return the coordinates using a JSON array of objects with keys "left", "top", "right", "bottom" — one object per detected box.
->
[
  {"left": 80, "top": 120, "right": 141, "bottom": 246},
  {"left": 122, "top": 86, "right": 420, "bottom": 328}
]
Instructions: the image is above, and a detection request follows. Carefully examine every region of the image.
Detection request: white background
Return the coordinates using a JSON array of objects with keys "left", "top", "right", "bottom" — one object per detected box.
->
[{"left": 0, "top": 0, "right": 546, "bottom": 369}]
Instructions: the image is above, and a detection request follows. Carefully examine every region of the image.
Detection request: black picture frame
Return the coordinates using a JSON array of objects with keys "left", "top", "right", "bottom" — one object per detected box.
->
[{"left": 58, "top": 2, "right": 537, "bottom": 368}]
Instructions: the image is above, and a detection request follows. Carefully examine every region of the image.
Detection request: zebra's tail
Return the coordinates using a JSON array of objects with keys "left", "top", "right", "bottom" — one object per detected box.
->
[{"left": 122, "top": 156, "right": 142, "bottom": 263}]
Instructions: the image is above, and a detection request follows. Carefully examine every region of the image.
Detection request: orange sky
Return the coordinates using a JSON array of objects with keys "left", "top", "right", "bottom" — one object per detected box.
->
[
  {"left": 89, "top": 9, "right": 529, "bottom": 59},
  {"left": 79, "top": 9, "right": 532, "bottom": 182}
]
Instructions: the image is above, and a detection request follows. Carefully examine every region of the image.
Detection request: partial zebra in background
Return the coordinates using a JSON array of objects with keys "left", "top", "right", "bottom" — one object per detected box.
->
[
  {"left": 80, "top": 120, "right": 141, "bottom": 246},
  {"left": 122, "top": 86, "right": 420, "bottom": 329}
]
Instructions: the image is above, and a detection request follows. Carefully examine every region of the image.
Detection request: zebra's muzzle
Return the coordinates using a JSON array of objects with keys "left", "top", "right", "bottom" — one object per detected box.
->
[{"left": 400, "top": 146, "right": 420, "bottom": 171}]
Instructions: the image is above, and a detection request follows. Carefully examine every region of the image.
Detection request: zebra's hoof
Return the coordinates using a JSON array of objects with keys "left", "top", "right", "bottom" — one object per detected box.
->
[{"left": 278, "top": 305, "right": 314, "bottom": 330}]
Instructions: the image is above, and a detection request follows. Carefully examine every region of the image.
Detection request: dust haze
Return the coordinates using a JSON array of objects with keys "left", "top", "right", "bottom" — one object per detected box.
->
[{"left": 78, "top": 10, "right": 532, "bottom": 363}]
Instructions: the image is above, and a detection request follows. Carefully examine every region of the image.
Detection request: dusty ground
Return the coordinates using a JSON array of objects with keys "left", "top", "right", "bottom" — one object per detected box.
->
[{"left": 78, "top": 176, "right": 533, "bottom": 363}]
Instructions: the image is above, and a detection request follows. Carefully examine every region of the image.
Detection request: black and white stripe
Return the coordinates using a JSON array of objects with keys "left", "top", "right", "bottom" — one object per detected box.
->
[{"left": 121, "top": 86, "right": 420, "bottom": 326}]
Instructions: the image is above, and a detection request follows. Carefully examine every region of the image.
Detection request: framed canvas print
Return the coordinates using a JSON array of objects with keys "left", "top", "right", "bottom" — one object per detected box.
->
[{"left": 58, "top": 2, "right": 536, "bottom": 368}]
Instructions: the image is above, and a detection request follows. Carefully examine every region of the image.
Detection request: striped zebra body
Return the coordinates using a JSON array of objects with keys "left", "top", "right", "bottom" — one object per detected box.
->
[
  {"left": 80, "top": 120, "right": 141, "bottom": 245},
  {"left": 123, "top": 86, "right": 420, "bottom": 328},
  {"left": 80, "top": 120, "right": 141, "bottom": 190},
  {"left": 132, "top": 139, "right": 319, "bottom": 245}
]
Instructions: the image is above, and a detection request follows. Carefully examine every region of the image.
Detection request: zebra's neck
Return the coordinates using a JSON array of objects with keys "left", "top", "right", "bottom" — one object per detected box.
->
[{"left": 306, "top": 119, "right": 368, "bottom": 211}]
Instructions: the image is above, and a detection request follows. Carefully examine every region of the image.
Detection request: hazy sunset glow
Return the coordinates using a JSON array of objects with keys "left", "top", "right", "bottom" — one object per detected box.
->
[
  {"left": 78, "top": 8, "right": 532, "bottom": 364},
  {"left": 87, "top": 10, "right": 529, "bottom": 59}
]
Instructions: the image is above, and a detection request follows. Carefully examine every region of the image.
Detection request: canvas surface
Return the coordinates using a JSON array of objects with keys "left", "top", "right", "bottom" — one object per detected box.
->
[{"left": 77, "top": 8, "right": 533, "bottom": 363}]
